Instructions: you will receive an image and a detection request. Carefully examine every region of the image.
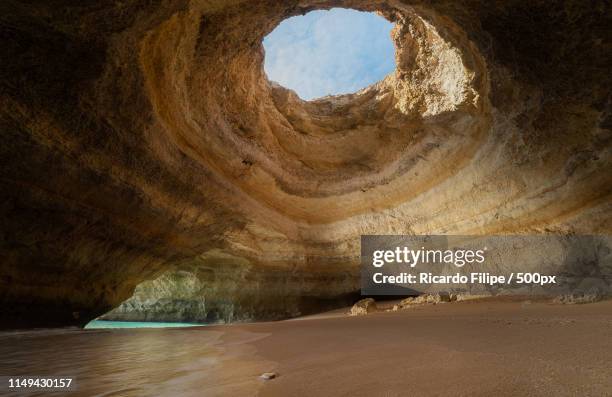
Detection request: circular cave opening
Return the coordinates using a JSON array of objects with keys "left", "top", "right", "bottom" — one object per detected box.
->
[{"left": 263, "top": 8, "right": 396, "bottom": 100}]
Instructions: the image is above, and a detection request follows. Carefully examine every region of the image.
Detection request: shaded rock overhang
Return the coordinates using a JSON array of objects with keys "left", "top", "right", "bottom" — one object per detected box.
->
[{"left": 0, "top": 0, "right": 610, "bottom": 328}]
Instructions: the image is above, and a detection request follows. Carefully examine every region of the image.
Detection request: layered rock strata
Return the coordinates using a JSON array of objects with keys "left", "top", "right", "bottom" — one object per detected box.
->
[{"left": 1, "top": 0, "right": 610, "bottom": 327}]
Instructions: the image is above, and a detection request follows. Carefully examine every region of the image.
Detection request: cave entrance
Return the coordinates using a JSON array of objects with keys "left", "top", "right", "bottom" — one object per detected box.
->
[{"left": 263, "top": 8, "right": 395, "bottom": 100}]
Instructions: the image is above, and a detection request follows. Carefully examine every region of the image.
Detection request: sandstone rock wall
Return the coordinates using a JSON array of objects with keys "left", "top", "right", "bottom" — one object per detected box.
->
[
  {"left": 101, "top": 251, "right": 359, "bottom": 323},
  {"left": 1, "top": 0, "right": 610, "bottom": 327}
]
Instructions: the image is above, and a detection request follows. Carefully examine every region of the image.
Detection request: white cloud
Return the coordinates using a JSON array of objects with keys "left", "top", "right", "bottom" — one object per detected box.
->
[{"left": 263, "top": 8, "right": 395, "bottom": 100}]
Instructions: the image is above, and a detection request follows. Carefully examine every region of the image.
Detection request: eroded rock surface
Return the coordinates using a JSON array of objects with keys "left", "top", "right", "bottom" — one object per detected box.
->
[
  {"left": 101, "top": 254, "right": 359, "bottom": 323},
  {"left": 1, "top": 0, "right": 610, "bottom": 327},
  {"left": 349, "top": 298, "right": 378, "bottom": 316}
]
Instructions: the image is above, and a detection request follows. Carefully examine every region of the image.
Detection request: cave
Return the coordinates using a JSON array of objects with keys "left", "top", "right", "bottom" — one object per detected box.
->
[
  {"left": 1, "top": 0, "right": 610, "bottom": 330},
  {"left": 1, "top": 0, "right": 611, "bottom": 394}
]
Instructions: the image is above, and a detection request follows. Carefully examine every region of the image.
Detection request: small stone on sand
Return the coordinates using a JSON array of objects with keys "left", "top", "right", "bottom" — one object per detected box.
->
[{"left": 260, "top": 372, "right": 277, "bottom": 380}]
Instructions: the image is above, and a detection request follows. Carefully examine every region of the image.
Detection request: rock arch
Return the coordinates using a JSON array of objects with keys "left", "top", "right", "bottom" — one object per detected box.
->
[{"left": 1, "top": 0, "right": 610, "bottom": 327}]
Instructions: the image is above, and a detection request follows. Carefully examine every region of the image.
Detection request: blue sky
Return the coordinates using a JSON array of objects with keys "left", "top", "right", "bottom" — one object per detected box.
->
[{"left": 263, "top": 8, "right": 395, "bottom": 100}]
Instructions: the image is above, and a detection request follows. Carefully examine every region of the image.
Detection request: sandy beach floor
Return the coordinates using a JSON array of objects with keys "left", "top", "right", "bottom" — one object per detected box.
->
[
  {"left": 1, "top": 298, "right": 610, "bottom": 396},
  {"left": 209, "top": 298, "right": 612, "bottom": 396}
]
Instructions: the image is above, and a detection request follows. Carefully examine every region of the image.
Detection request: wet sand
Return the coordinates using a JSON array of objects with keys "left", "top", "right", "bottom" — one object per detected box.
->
[
  {"left": 0, "top": 326, "right": 272, "bottom": 396},
  {"left": 1, "top": 299, "right": 611, "bottom": 396}
]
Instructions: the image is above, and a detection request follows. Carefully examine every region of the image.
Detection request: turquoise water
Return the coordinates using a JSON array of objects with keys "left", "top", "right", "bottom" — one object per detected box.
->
[{"left": 85, "top": 320, "right": 203, "bottom": 329}]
